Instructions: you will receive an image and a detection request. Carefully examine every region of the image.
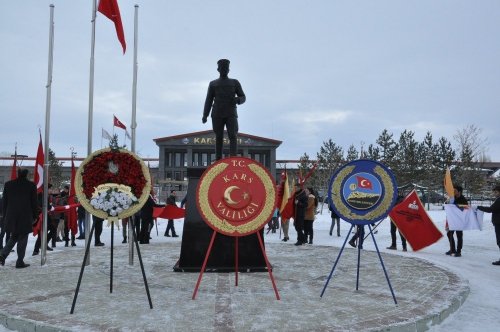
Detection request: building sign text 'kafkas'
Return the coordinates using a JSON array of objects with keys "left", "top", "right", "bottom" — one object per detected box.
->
[{"left": 182, "top": 137, "right": 252, "bottom": 145}]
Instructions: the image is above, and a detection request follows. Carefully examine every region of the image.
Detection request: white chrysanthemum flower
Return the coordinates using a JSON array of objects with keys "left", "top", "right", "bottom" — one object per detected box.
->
[{"left": 92, "top": 187, "right": 139, "bottom": 216}]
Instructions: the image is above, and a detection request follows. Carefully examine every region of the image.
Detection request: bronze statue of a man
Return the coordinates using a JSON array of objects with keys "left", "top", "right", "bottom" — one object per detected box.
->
[{"left": 202, "top": 59, "right": 246, "bottom": 160}]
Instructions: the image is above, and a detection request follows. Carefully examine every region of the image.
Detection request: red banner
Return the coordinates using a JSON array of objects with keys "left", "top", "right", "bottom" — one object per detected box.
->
[
  {"left": 153, "top": 205, "right": 186, "bottom": 219},
  {"left": 388, "top": 190, "right": 442, "bottom": 251}
]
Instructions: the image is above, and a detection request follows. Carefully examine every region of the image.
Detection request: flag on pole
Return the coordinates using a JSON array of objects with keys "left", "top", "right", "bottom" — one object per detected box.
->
[
  {"left": 444, "top": 204, "right": 484, "bottom": 231},
  {"left": 10, "top": 154, "right": 17, "bottom": 180},
  {"left": 113, "top": 115, "right": 127, "bottom": 129},
  {"left": 67, "top": 157, "right": 78, "bottom": 235},
  {"left": 388, "top": 189, "right": 443, "bottom": 251},
  {"left": 98, "top": 0, "right": 126, "bottom": 53},
  {"left": 34, "top": 133, "right": 44, "bottom": 193},
  {"left": 102, "top": 128, "right": 113, "bottom": 140},
  {"left": 279, "top": 170, "right": 290, "bottom": 213},
  {"left": 444, "top": 166, "right": 454, "bottom": 199}
]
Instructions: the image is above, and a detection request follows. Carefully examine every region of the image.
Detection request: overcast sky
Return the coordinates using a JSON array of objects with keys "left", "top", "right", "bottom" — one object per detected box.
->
[{"left": 1, "top": 0, "right": 500, "bottom": 165}]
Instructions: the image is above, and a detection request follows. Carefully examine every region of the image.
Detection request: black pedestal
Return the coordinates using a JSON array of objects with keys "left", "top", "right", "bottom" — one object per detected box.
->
[{"left": 174, "top": 167, "right": 268, "bottom": 272}]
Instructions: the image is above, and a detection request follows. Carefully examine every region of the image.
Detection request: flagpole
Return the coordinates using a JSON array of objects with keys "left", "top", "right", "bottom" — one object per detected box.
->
[
  {"left": 128, "top": 4, "right": 139, "bottom": 265},
  {"left": 41, "top": 4, "right": 55, "bottom": 266},
  {"left": 84, "top": 0, "right": 98, "bottom": 266}
]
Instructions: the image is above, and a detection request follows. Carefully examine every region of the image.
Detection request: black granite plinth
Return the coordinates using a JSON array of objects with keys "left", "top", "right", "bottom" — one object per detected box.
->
[{"left": 174, "top": 167, "right": 268, "bottom": 272}]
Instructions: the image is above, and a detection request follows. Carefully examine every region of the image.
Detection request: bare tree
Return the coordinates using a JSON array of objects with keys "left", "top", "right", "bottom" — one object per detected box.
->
[{"left": 453, "top": 124, "right": 488, "bottom": 197}]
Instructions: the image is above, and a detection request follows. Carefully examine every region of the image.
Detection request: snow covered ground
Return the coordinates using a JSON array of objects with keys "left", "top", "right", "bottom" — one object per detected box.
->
[{"left": 1, "top": 204, "right": 499, "bottom": 331}]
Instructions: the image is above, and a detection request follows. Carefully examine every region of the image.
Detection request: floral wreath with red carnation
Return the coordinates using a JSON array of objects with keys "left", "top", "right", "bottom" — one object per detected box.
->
[{"left": 75, "top": 147, "right": 151, "bottom": 221}]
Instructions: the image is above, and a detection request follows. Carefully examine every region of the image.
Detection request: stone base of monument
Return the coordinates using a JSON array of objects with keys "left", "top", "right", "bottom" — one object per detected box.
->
[{"left": 173, "top": 167, "right": 269, "bottom": 272}]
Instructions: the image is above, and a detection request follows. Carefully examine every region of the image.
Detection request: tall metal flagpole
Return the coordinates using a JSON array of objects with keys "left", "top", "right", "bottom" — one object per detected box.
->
[
  {"left": 129, "top": 4, "right": 139, "bottom": 265},
  {"left": 84, "top": 0, "right": 98, "bottom": 266},
  {"left": 41, "top": 4, "right": 55, "bottom": 266}
]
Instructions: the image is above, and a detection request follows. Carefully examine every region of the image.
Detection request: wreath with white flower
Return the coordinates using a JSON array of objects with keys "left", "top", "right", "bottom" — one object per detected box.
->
[{"left": 75, "top": 148, "right": 151, "bottom": 221}]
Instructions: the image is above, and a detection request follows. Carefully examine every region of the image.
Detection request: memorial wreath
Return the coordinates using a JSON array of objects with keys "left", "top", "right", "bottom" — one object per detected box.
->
[{"left": 75, "top": 147, "right": 151, "bottom": 221}]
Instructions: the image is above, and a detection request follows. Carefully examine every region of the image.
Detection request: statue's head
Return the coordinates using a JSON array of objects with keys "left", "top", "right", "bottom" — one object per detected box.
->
[{"left": 217, "top": 59, "right": 230, "bottom": 76}]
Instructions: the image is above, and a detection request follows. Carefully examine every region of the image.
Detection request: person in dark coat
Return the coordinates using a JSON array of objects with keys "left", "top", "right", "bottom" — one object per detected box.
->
[
  {"left": 329, "top": 199, "right": 341, "bottom": 237},
  {"left": 76, "top": 204, "right": 86, "bottom": 239},
  {"left": 386, "top": 194, "right": 407, "bottom": 251},
  {"left": 0, "top": 168, "right": 38, "bottom": 268},
  {"left": 293, "top": 183, "right": 308, "bottom": 246},
  {"left": 164, "top": 190, "right": 178, "bottom": 237},
  {"left": 140, "top": 193, "right": 164, "bottom": 244},
  {"left": 477, "top": 185, "right": 500, "bottom": 265},
  {"left": 348, "top": 224, "right": 366, "bottom": 249},
  {"left": 33, "top": 184, "right": 55, "bottom": 255},
  {"left": 202, "top": 59, "right": 246, "bottom": 160},
  {"left": 92, "top": 215, "right": 105, "bottom": 247},
  {"left": 446, "top": 185, "right": 468, "bottom": 257}
]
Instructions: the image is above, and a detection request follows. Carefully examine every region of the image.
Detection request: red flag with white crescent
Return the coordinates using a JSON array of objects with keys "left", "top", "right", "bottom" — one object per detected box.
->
[
  {"left": 10, "top": 154, "right": 17, "bottom": 180},
  {"left": 113, "top": 115, "right": 127, "bottom": 130},
  {"left": 34, "top": 133, "right": 44, "bottom": 193},
  {"left": 67, "top": 158, "right": 78, "bottom": 235},
  {"left": 356, "top": 175, "right": 373, "bottom": 189},
  {"left": 98, "top": 0, "right": 126, "bottom": 53}
]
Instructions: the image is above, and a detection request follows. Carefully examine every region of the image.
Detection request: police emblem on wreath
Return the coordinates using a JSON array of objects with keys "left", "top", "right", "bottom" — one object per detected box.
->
[
  {"left": 328, "top": 159, "right": 398, "bottom": 225},
  {"left": 323, "top": 159, "right": 399, "bottom": 304}
]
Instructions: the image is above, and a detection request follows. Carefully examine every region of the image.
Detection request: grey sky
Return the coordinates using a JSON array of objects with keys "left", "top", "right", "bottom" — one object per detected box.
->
[{"left": 1, "top": 0, "right": 499, "bottom": 164}]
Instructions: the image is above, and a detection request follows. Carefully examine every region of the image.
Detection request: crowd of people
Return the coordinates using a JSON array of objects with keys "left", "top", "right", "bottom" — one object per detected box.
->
[
  {"left": 272, "top": 181, "right": 500, "bottom": 266},
  {"left": 0, "top": 169, "right": 182, "bottom": 268},
  {"left": 2, "top": 168, "right": 499, "bottom": 268}
]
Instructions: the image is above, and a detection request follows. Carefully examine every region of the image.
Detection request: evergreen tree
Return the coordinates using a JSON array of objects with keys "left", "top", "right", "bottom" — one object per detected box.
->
[
  {"left": 48, "top": 148, "right": 64, "bottom": 188},
  {"left": 345, "top": 145, "right": 359, "bottom": 162},
  {"left": 365, "top": 144, "right": 381, "bottom": 161},
  {"left": 375, "top": 129, "right": 398, "bottom": 170},
  {"left": 393, "top": 130, "right": 421, "bottom": 185},
  {"left": 316, "top": 139, "right": 344, "bottom": 202}
]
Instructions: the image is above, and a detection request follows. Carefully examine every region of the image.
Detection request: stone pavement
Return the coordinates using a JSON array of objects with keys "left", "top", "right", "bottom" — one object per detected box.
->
[{"left": 0, "top": 241, "right": 469, "bottom": 332}]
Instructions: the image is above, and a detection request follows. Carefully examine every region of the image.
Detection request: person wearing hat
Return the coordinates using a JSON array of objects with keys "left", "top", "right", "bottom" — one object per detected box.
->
[
  {"left": 202, "top": 59, "right": 246, "bottom": 160},
  {"left": 477, "top": 185, "right": 500, "bottom": 265}
]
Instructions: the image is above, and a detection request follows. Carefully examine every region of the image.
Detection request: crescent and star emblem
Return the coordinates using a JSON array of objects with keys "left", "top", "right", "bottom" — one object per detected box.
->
[
  {"left": 360, "top": 179, "right": 369, "bottom": 187},
  {"left": 224, "top": 185, "right": 251, "bottom": 206},
  {"left": 224, "top": 185, "right": 240, "bottom": 205}
]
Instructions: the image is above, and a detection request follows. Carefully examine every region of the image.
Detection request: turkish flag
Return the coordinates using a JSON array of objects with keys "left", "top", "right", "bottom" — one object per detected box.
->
[
  {"left": 98, "top": 0, "right": 126, "bottom": 53},
  {"left": 10, "top": 154, "right": 17, "bottom": 180},
  {"left": 153, "top": 205, "right": 186, "bottom": 219},
  {"left": 388, "top": 189, "right": 443, "bottom": 251},
  {"left": 33, "top": 213, "right": 42, "bottom": 236},
  {"left": 113, "top": 115, "right": 127, "bottom": 129},
  {"left": 67, "top": 158, "right": 78, "bottom": 235},
  {"left": 34, "top": 133, "right": 44, "bottom": 193},
  {"left": 356, "top": 176, "right": 373, "bottom": 189}
]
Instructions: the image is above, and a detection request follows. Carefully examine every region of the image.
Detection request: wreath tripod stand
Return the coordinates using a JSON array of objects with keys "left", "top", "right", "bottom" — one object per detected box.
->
[{"left": 70, "top": 219, "right": 153, "bottom": 313}]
